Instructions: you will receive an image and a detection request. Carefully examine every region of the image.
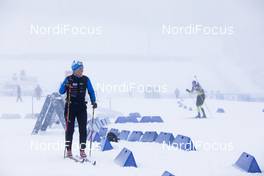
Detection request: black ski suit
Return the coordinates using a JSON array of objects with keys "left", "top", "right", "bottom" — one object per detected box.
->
[{"left": 59, "top": 74, "right": 96, "bottom": 150}]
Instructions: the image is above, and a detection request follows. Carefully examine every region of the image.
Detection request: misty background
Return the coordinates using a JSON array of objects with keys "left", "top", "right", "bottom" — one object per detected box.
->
[{"left": 0, "top": 0, "right": 263, "bottom": 94}]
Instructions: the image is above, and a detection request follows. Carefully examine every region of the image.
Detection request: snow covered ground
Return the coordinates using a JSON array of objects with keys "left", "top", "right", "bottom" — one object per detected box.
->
[
  {"left": 0, "top": 96, "right": 263, "bottom": 176},
  {"left": 1, "top": 0, "right": 264, "bottom": 175}
]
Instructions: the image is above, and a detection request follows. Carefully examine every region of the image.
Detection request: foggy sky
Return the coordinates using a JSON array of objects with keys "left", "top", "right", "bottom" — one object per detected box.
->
[
  {"left": 0, "top": 0, "right": 264, "bottom": 91},
  {"left": 0, "top": 0, "right": 263, "bottom": 57}
]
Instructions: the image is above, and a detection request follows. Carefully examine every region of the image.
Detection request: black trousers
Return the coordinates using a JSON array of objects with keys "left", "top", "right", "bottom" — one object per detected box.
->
[
  {"left": 196, "top": 94, "right": 205, "bottom": 107},
  {"left": 65, "top": 103, "right": 87, "bottom": 150}
]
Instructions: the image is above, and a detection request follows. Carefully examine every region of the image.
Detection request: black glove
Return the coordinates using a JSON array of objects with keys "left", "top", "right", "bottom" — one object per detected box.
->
[
  {"left": 66, "top": 84, "right": 72, "bottom": 89},
  {"left": 65, "top": 78, "right": 73, "bottom": 89},
  {"left": 186, "top": 89, "right": 191, "bottom": 93},
  {"left": 92, "top": 102, "right": 97, "bottom": 109}
]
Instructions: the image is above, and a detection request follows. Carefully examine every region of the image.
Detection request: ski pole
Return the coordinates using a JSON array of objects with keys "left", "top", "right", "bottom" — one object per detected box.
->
[
  {"left": 187, "top": 91, "right": 196, "bottom": 110},
  {"left": 64, "top": 86, "right": 71, "bottom": 158},
  {"left": 89, "top": 107, "right": 95, "bottom": 157},
  {"left": 66, "top": 88, "right": 71, "bottom": 129}
]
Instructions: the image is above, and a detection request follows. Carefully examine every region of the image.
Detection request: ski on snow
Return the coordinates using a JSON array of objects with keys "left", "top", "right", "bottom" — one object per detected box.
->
[
  {"left": 75, "top": 155, "right": 96, "bottom": 165},
  {"left": 65, "top": 155, "right": 96, "bottom": 165},
  {"left": 65, "top": 155, "right": 83, "bottom": 163}
]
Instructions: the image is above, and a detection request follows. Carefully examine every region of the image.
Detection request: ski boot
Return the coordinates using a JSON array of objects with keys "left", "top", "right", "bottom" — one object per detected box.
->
[
  {"left": 65, "top": 148, "right": 73, "bottom": 158},
  {"left": 80, "top": 149, "right": 87, "bottom": 158},
  {"left": 201, "top": 108, "right": 207, "bottom": 118},
  {"left": 195, "top": 112, "right": 201, "bottom": 118}
]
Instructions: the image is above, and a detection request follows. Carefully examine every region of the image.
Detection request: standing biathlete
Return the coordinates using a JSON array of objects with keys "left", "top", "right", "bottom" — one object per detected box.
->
[
  {"left": 186, "top": 81, "right": 206, "bottom": 118},
  {"left": 59, "top": 60, "right": 97, "bottom": 158}
]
